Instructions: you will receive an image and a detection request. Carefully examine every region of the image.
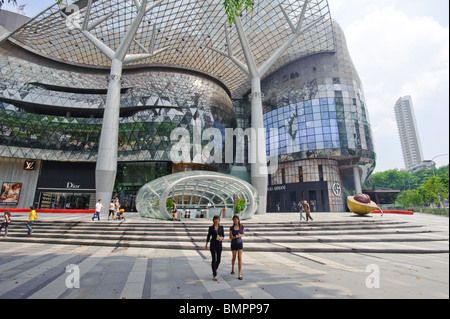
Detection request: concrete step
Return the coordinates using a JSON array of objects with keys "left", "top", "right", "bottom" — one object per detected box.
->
[{"left": 1, "top": 218, "right": 448, "bottom": 254}]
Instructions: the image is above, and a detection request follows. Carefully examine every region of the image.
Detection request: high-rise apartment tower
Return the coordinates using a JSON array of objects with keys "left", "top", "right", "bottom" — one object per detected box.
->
[{"left": 394, "top": 95, "right": 425, "bottom": 172}]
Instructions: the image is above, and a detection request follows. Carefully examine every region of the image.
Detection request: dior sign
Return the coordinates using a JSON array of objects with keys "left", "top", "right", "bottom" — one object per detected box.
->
[{"left": 66, "top": 182, "right": 81, "bottom": 189}]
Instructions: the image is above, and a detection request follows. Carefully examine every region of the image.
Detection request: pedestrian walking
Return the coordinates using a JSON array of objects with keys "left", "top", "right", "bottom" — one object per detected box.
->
[
  {"left": 230, "top": 215, "right": 244, "bottom": 280},
  {"left": 108, "top": 201, "right": 115, "bottom": 220},
  {"left": 0, "top": 209, "right": 11, "bottom": 238},
  {"left": 27, "top": 206, "right": 38, "bottom": 235},
  {"left": 93, "top": 199, "right": 105, "bottom": 221},
  {"left": 303, "top": 200, "right": 313, "bottom": 221},
  {"left": 205, "top": 215, "right": 224, "bottom": 281},
  {"left": 298, "top": 201, "right": 305, "bottom": 221}
]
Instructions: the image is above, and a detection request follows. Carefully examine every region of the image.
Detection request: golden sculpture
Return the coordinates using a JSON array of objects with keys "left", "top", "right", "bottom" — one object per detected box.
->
[{"left": 347, "top": 193, "right": 381, "bottom": 215}]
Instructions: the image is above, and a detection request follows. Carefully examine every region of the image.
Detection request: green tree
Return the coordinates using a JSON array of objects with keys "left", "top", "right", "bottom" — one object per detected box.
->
[
  {"left": 441, "top": 169, "right": 449, "bottom": 193},
  {"left": 436, "top": 165, "right": 449, "bottom": 191},
  {"left": 370, "top": 169, "right": 415, "bottom": 190},
  {"left": 396, "top": 189, "right": 422, "bottom": 207},
  {"left": 419, "top": 175, "right": 448, "bottom": 207},
  {"left": 0, "top": 0, "right": 16, "bottom": 9},
  {"left": 223, "top": 0, "right": 254, "bottom": 26},
  {"left": 2, "top": 0, "right": 252, "bottom": 25}
]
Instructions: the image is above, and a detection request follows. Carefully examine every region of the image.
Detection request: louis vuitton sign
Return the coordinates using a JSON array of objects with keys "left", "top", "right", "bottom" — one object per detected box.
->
[{"left": 24, "top": 160, "right": 37, "bottom": 170}]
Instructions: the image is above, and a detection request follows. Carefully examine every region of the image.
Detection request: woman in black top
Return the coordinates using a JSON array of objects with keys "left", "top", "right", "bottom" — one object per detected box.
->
[{"left": 205, "top": 215, "right": 224, "bottom": 281}]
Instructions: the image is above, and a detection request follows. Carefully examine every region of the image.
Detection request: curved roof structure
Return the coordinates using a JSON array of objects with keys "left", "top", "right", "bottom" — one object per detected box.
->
[
  {"left": 4, "top": 0, "right": 335, "bottom": 98},
  {"left": 135, "top": 171, "right": 259, "bottom": 220}
]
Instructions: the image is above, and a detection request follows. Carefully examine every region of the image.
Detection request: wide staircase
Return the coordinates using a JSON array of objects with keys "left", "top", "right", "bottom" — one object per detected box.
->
[{"left": 2, "top": 218, "right": 448, "bottom": 254}]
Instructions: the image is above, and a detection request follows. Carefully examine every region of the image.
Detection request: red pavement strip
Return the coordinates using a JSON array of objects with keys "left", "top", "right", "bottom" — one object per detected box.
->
[
  {"left": 0, "top": 208, "right": 95, "bottom": 214},
  {"left": 371, "top": 210, "right": 414, "bottom": 215},
  {"left": 0, "top": 209, "right": 413, "bottom": 215}
]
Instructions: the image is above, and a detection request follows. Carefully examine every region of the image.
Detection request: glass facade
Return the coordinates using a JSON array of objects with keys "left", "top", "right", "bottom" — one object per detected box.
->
[
  {"left": 0, "top": 2, "right": 376, "bottom": 213},
  {"left": 263, "top": 81, "right": 374, "bottom": 161},
  {"left": 115, "top": 162, "right": 173, "bottom": 211},
  {"left": 39, "top": 192, "right": 93, "bottom": 210},
  {"left": 264, "top": 96, "right": 341, "bottom": 156},
  {"left": 0, "top": 46, "right": 237, "bottom": 212},
  {"left": 261, "top": 22, "right": 376, "bottom": 211},
  {"left": 0, "top": 54, "right": 236, "bottom": 164}
]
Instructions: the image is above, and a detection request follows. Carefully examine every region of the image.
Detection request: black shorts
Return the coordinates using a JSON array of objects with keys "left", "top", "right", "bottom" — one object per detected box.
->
[{"left": 231, "top": 242, "right": 243, "bottom": 251}]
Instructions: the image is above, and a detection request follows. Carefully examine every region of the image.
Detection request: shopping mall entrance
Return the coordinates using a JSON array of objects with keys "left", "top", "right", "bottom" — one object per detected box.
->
[{"left": 267, "top": 181, "right": 330, "bottom": 212}]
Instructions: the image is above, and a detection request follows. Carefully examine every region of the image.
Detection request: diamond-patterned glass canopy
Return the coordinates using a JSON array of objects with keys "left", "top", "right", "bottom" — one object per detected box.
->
[
  {"left": 6, "top": 0, "right": 335, "bottom": 98},
  {"left": 0, "top": 64, "right": 236, "bottom": 164}
]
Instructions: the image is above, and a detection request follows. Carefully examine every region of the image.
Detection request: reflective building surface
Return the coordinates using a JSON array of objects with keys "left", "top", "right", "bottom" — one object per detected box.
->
[
  {"left": 0, "top": 1, "right": 376, "bottom": 215},
  {"left": 261, "top": 22, "right": 376, "bottom": 212}
]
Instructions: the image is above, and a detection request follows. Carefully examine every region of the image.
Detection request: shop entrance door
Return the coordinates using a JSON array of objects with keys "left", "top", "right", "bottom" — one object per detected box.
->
[{"left": 39, "top": 192, "right": 93, "bottom": 210}]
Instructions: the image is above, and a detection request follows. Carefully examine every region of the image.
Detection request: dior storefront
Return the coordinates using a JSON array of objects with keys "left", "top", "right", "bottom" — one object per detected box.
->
[{"left": 34, "top": 161, "right": 96, "bottom": 210}]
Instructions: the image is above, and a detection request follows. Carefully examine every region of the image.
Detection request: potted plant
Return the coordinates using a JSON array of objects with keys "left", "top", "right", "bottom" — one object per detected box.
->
[
  {"left": 166, "top": 198, "right": 174, "bottom": 212},
  {"left": 234, "top": 197, "right": 245, "bottom": 215}
]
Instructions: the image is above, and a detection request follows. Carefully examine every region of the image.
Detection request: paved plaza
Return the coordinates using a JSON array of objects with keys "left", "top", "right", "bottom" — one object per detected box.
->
[{"left": 0, "top": 212, "right": 448, "bottom": 300}]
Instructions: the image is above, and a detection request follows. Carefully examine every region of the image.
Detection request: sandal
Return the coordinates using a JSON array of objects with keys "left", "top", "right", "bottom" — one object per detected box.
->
[
  {"left": 231, "top": 271, "right": 235, "bottom": 275},
  {"left": 238, "top": 276, "right": 243, "bottom": 280}
]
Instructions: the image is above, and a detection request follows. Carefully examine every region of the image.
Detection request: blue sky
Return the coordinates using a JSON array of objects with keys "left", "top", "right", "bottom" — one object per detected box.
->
[{"left": 2, "top": 0, "right": 449, "bottom": 172}]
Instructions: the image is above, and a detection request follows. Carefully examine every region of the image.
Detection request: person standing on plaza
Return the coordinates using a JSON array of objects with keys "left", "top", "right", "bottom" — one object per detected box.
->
[
  {"left": 230, "top": 215, "right": 245, "bottom": 280},
  {"left": 303, "top": 200, "right": 313, "bottom": 221},
  {"left": 0, "top": 209, "right": 11, "bottom": 238},
  {"left": 171, "top": 202, "right": 177, "bottom": 221},
  {"left": 297, "top": 201, "right": 305, "bottom": 222},
  {"left": 114, "top": 197, "right": 120, "bottom": 220},
  {"left": 27, "top": 206, "right": 38, "bottom": 235},
  {"left": 205, "top": 215, "right": 224, "bottom": 281},
  {"left": 93, "top": 199, "right": 105, "bottom": 221},
  {"left": 108, "top": 200, "right": 115, "bottom": 220}
]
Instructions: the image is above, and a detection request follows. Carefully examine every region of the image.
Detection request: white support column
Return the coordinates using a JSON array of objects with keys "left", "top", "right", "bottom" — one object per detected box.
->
[
  {"left": 95, "top": 58, "right": 123, "bottom": 205},
  {"left": 233, "top": 15, "right": 268, "bottom": 215},
  {"left": 249, "top": 78, "right": 268, "bottom": 215},
  {"left": 94, "top": 0, "right": 149, "bottom": 205},
  {"left": 59, "top": 0, "right": 167, "bottom": 205},
  {"left": 229, "top": 1, "right": 312, "bottom": 214}
]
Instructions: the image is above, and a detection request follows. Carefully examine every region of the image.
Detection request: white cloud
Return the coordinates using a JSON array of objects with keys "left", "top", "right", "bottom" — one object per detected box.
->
[{"left": 340, "top": 5, "right": 449, "bottom": 171}]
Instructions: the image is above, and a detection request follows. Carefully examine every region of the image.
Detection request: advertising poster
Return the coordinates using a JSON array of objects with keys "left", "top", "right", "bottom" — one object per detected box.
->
[{"left": 0, "top": 182, "right": 22, "bottom": 205}]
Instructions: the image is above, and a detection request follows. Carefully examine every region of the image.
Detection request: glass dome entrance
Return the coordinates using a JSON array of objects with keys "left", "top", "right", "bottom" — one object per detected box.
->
[{"left": 136, "top": 171, "right": 258, "bottom": 220}]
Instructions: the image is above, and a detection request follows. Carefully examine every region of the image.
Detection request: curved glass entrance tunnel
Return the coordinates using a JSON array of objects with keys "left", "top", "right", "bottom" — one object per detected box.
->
[{"left": 136, "top": 171, "right": 258, "bottom": 220}]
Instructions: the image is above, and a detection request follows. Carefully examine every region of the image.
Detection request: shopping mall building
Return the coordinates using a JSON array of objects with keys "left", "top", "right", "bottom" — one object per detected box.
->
[{"left": 0, "top": 0, "right": 376, "bottom": 217}]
